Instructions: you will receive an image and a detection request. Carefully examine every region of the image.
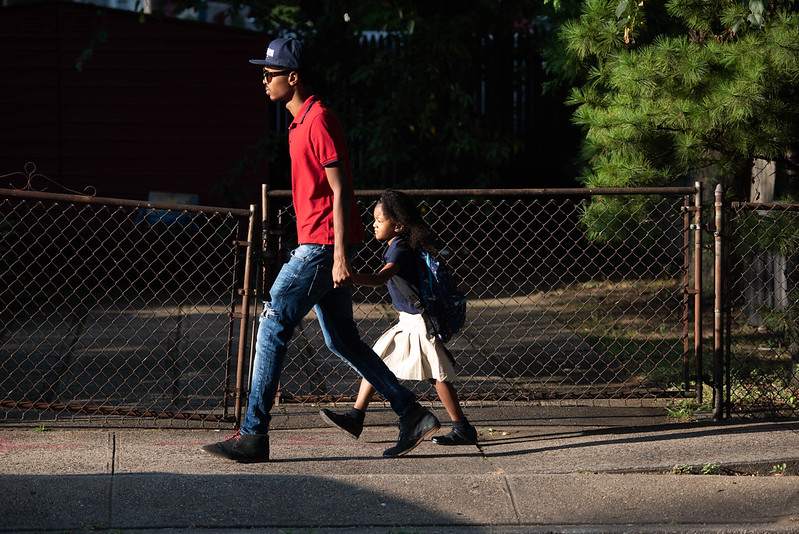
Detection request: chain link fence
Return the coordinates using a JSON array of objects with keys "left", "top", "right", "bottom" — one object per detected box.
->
[
  {"left": 264, "top": 188, "right": 699, "bottom": 408},
  {"left": 727, "top": 200, "right": 799, "bottom": 417},
  {"left": 1, "top": 188, "right": 254, "bottom": 427},
  {"left": 13, "top": 184, "right": 798, "bottom": 425}
]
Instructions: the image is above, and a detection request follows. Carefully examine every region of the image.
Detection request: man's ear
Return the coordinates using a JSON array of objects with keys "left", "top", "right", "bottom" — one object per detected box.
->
[
  {"left": 395, "top": 223, "right": 404, "bottom": 234},
  {"left": 288, "top": 71, "right": 299, "bottom": 86}
]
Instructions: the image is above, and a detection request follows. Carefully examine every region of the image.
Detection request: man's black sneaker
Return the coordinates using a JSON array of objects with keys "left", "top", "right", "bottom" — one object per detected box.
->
[
  {"left": 383, "top": 407, "right": 440, "bottom": 458},
  {"left": 319, "top": 408, "right": 363, "bottom": 439},
  {"left": 201, "top": 430, "right": 270, "bottom": 463},
  {"left": 431, "top": 424, "right": 478, "bottom": 446}
]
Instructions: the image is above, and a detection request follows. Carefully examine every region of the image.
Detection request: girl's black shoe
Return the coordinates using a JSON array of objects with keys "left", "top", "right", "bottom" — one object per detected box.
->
[
  {"left": 431, "top": 425, "right": 478, "bottom": 446},
  {"left": 319, "top": 408, "right": 363, "bottom": 439}
]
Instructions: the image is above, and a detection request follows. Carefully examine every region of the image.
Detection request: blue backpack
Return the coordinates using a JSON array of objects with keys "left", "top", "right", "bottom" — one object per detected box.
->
[{"left": 415, "top": 251, "right": 467, "bottom": 343}]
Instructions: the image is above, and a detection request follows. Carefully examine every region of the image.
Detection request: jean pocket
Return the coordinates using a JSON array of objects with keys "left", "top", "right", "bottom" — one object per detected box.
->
[{"left": 291, "top": 245, "right": 325, "bottom": 264}]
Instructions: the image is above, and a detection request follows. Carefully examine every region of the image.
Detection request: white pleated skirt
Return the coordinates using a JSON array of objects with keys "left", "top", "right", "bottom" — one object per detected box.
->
[{"left": 373, "top": 311, "right": 456, "bottom": 382}]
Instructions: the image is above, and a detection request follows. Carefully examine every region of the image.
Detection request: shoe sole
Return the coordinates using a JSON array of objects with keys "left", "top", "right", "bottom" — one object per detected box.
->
[
  {"left": 201, "top": 447, "right": 270, "bottom": 463},
  {"left": 385, "top": 420, "right": 441, "bottom": 458},
  {"left": 431, "top": 437, "right": 478, "bottom": 446},
  {"left": 319, "top": 409, "right": 361, "bottom": 439},
  {"left": 233, "top": 456, "right": 270, "bottom": 464}
]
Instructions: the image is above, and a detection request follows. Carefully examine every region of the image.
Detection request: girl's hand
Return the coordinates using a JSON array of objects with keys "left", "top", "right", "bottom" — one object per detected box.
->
[{"left": 350, "top": 262, "right": 399, "bottom": 288}]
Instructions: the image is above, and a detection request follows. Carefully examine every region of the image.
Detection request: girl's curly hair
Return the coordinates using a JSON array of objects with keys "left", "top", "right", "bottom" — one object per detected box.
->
[{"left": 377, "top": 189, "right": 439, "bottom": 254}]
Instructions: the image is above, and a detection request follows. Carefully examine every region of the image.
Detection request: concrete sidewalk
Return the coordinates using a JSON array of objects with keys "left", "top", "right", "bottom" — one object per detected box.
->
[{"left": 2, "top": 405, "right": 799, "bottom": 533}]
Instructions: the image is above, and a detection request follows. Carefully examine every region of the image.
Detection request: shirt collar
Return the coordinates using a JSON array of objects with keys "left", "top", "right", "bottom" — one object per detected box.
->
[{"left": 290, "top": 95, "right": 318, "bottom": 129}]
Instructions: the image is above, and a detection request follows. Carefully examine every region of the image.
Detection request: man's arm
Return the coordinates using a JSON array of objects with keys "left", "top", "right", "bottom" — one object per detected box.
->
[{"left": 325, "top": 162, "right": 353, "bottom": 287}]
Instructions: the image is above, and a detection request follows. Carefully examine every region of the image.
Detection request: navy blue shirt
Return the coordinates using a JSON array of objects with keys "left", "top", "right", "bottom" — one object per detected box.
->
[{"left": 384, "top": 237, "right": 422, "bottom": 314}]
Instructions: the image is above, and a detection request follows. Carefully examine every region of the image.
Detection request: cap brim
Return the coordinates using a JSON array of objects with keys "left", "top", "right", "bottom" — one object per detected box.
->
[{"left": 249, "top": 59, "right": 279, "bottom": 66}]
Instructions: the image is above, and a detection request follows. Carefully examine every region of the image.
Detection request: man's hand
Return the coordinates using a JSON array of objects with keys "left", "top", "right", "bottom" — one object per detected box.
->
[
  {"left": 333, "top": 254, "right": 353, "bottom": 288},
  {"left": 325, "top": 162, "right": 354, "bottom": 289}
]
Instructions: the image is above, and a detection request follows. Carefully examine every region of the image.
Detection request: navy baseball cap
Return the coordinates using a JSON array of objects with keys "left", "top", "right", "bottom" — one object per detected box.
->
[{"left": 249, "top": 37, "right": 310, "bottom": 70}]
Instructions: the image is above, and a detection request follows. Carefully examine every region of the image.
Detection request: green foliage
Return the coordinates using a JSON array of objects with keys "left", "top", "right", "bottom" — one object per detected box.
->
[
  {"left": 757, "top": 289, "right": 799, "bottom": 358},
  {"left": 202, "top": 1, "right": 572, "bottom": 189},
  {"left": 665, "top": 398, "right": 711, "bottom": 421},
  {"left": 700, "top": 462, "right": 720, "bottom": 475},
  {"left": 670, "top": 463, "right": 721, "bottom": 475},
  {"left": 736, "top": 209, "right": 799, "bottom": 257},
  {"left": 76, "top": 1, "right": 584, "bottom": 190},
  {"left": 297, "top": 2, "right": 528, "bottom": 188},
  {"left": 671, "top": 464, "right": 693, "bottom": 474},
  {"left": 580, "top": 195, "right": 657, "bottom": 245},
  {"left": 555, "top": 0, "right": 799, "bottom": 197},
  {"left": 771, "top": 463, "right": 787, "bottom": 475},
  {"left": 735, "top": 208, "right": 799, "bottom": 362}
]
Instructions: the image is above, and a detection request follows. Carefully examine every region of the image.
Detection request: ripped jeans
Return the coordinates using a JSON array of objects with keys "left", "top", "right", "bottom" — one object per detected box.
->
[{"left": 241, "top": 244, "right": 418, "bottom": 434}]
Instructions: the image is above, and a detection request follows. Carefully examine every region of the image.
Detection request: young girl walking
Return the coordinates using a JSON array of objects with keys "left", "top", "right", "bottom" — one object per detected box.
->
[{"left": 320, "top": 189, "right": 477, "bottom": 446}]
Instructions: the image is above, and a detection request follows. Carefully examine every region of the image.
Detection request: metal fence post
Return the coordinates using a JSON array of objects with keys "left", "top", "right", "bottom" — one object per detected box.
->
[
  {"left": 261, "top": 184, "right": 270, "bottom": 289},
  {"left": 694, "top": 181, "right": 703, "bottom": 403},
  {"left": 260, "top": 184, "right": 283, "bottom": 406},
  {"left": 713, "top": 184, "right": 725, "bottom": 421},
  {"left": 233, "top": 205, "right": 257, "bottom": 425}
]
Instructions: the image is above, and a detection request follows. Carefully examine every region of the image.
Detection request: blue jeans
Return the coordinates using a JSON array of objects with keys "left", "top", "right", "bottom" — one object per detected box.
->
[{"left": 241, "top": 244, "right": 418, "bottom": 434}]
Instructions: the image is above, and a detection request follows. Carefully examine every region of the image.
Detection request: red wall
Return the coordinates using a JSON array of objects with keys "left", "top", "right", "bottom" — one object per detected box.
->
[{"left": 0, "top": 2, "right": 271, "bottom": 207}]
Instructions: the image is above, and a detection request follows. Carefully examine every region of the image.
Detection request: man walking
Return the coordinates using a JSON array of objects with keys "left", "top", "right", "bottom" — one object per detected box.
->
[{"left": 202, "top": 37, "right": 439, "bottom": 462}]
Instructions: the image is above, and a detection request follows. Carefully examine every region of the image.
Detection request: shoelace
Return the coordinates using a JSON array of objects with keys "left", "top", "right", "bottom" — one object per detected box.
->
[
  {"left": 395, "top": 422, "right": 409, "bottom": 440},
  {"left": 224, "top": 430, "right": 242, "bottom": 442}
]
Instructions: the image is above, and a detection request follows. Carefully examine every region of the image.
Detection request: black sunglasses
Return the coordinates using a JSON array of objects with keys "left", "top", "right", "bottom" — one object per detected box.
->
[{"left": 262, "top": 69, "right": 291, "bottom": 83}]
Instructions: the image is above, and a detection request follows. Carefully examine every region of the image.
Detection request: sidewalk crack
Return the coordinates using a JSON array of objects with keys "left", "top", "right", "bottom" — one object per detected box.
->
[
  {"left": 500, "top": 475, "right": 521, "bottom": 525},
  {"left": 109, "top": 431, "right": 116, "bottom": 475},
  {"left": 107, "top": 432, "right": 116, "bottom": 526}
]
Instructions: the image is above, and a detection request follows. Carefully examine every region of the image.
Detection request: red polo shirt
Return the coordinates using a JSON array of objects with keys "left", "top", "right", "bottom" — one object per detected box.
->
[{"left": 288, "top": 96, "right": 364, "bottom": 245}]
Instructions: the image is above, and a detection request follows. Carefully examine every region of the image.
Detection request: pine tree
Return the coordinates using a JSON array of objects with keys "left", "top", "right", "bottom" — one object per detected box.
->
[{"left": 557, "top": 0, "right": 799, "bottom": 200}]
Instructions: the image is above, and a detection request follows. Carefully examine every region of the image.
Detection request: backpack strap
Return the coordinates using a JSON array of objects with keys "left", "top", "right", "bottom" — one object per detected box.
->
[{"left": 391, "top": 275, "right": 436, "bottom": 337}]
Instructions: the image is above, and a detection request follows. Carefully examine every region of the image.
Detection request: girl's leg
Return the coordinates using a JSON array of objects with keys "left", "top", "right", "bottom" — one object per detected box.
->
[
  {"left": 319, "top": 378, "right": 376, "bottom": 440},
  {"left": 354, "top": 378, "right": 376, "bottom": 412},
  {"left": 431, "top": 380, "right": 478, "bottom": 446},
  {"left": 434, "top": 380, "right": 465, "bottom": 422}
]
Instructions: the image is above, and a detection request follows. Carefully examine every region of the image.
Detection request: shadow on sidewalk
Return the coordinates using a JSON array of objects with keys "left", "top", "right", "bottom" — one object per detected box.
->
[
  {"left": 475, "top": 418, "right": 799, "bottom": 459},
  {"left": 0, "top": 472, "right": 463, "bottom": 532}
]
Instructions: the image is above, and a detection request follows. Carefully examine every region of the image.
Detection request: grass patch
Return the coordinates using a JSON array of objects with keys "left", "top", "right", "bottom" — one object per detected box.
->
[
  {"left": 542, "top": 279, "right": 693, "bottom": 392},
  {"left": 543, "top": 278, "right": 799, "bottom": 414}
]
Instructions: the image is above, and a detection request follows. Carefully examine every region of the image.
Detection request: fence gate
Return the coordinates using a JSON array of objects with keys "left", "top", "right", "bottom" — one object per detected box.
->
[
  {"left": 263, "top": 187, "right": 702, "bottom": 408},
  {"left": 1, "top": 186, "right": 255, "bottom": 427},
  {"left": 726, "top": 196, "right": 799, "bottom": 418}
]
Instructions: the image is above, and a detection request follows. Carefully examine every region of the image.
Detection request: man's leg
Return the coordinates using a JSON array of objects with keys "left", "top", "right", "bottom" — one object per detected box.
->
[
  {"left": 202, "top": 245, "right": 327, "bottom": 461},
  {"left": 315, "top": 286, "right": 416, "bottom": 417}
]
